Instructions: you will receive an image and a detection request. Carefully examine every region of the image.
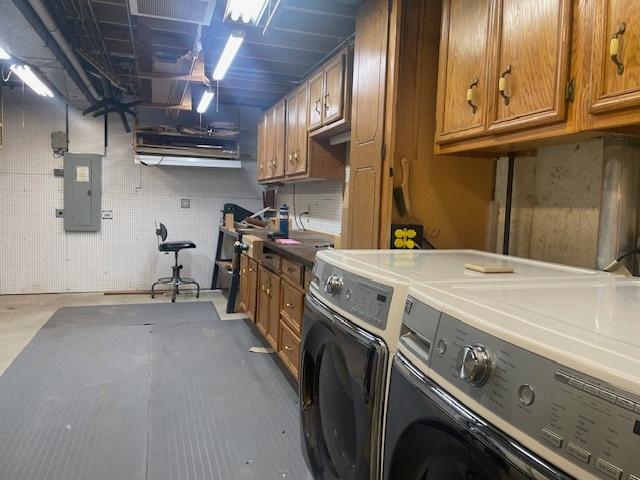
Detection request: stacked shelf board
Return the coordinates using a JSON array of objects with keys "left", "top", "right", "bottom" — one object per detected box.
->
[{"left": 135, "top": 128, "right": 240, "bottom": 159}]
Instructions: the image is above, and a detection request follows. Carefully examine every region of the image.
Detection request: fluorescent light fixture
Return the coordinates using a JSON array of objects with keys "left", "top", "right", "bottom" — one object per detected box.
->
[
  {"left": 212, "top": 32, "right": 244, "bottom": 81},
  {"left": 197, "top": 89, "right": 214, "bottom": 113},
  {"left": 10, "top": 64, "right": 54, "bottom": 97},
  {"left": 225, "top": 0, "right": 269, "bottom": 24},
  {"left": 0, "top": 46, "right": 10, "bottom": 60},
  {"left": 138, "top": 154, "right": 242, "bottom": 169}
]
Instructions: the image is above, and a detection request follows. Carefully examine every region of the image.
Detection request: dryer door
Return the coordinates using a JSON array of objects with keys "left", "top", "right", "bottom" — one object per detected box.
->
[
  {"left": 300, "top": 292, "right": 387, "bottom": 480},
  {"left": 383, "top": 353, "right": 574, "bottom": 480}
]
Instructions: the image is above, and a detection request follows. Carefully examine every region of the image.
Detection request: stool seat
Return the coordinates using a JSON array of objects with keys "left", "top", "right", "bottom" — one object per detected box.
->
[{"left": 159, "top": 241, "right": 196, "bottom": 252}]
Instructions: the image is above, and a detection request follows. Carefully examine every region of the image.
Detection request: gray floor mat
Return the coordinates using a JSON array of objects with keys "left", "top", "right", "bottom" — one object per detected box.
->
[{"left": 0, "top": 302, "right": 312, "bottom": 480}]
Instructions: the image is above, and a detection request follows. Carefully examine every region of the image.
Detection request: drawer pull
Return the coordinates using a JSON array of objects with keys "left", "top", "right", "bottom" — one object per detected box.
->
[
  {"left": 466, "top": 77, "right": 479, "bottom": 113},
  {"left": 610, "top": 22, "right": 626, "bottom": 75},
  {"left": 498, "top": 65, "right": 511, "bottom": 106},
  {"left": 284, "top": 345, "right": 293, "bottom": 352}
]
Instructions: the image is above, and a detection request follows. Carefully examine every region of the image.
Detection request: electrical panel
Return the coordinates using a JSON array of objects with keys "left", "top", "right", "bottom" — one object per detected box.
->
[{"left": 63, "top": 153, "right": 102, "bottom": 232}]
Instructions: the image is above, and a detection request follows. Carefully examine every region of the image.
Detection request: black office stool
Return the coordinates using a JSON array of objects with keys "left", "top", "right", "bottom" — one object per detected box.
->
[{"left": 151, "top": 222, "right": 200, "bottom": 303}]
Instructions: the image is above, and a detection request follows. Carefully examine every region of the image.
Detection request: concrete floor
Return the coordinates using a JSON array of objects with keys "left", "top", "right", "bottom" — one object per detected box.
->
[{"left": 0, "top": 290, "right": 247, "bottom": 376}]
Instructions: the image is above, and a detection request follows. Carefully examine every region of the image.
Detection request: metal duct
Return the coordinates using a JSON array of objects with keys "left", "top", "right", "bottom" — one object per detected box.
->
[
  {"left": 24, "top": 0, "right": 99, "bottom": 101},
  {"left": 596, "top": 136, "right": 640, "bottom": 273}
]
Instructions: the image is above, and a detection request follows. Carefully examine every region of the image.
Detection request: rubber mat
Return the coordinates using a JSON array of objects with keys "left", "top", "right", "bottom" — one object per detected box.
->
[{"left": 0, "top": 302, "right": 312, "bottom": 480}]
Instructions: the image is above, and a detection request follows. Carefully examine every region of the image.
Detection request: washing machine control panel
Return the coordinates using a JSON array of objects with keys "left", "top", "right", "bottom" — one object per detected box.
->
[
  {"left": 429, "top": 312, "right": 640, "bottom": 480},
  {"left": 312, "top": 259, "right": 393, "bottom": 329}
]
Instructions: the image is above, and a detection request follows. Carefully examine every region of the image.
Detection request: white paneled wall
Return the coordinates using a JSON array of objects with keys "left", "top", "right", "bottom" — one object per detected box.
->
[
  {"left": 0, "top": 89, "right": 262, "bottom": 294},
  {"left": 276, "top": 181, "right": 344, "bottom": 235}
]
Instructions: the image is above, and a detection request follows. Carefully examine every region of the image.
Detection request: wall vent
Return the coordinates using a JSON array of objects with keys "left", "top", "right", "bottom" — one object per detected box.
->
[{"left": 130, "top": 0, "right": 217, "bottom": 25}]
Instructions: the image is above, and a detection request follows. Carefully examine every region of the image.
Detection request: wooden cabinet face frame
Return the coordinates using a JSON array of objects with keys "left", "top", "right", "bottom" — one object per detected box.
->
[
  {"left": 308, "top": 72, "right": 324, "bottom": 130},
  {"left": 435, "top": 0, "right": 493, "bottom": 144},
  {"left": 323, "top": 54, "right": 346, "bottom": 125},
  {"left": 486, "top": 0, "right": 574, "bottom": 135},
  {"left": 588, "top": 0, "right": 640, "bottom": 115}
]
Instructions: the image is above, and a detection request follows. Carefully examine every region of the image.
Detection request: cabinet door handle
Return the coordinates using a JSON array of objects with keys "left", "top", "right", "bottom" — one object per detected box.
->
[
  {"left": 314, "top": 99, "right": 321, "bottom": 114},
  {"left": 610, "top": 22, "right": 626, "bottom": 75},
  {"left": 324, "top": 93, "right": 330, "bottom": 111},
  {"left": 294, "top": 152, "right": 298, "bottom": 160},
  {"left": 284, "top": 345, "right": 293, "bottom": 352},
  {"left": 498, "top": 65, "right": 512, "bottom": 106},
  {"left": 261, "top": 284, "right": 266, "bottom": 292},
  {"left": 466, "top": 77, "right": 479, "bottom": 113},
  {"left": 286, "top": 302, "right": 294, "bottom": 308}
]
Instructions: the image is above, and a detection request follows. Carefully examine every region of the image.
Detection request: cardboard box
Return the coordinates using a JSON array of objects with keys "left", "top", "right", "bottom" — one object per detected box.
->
[{"left": 243, "top": 234, "right": 264, "bottom": 260}]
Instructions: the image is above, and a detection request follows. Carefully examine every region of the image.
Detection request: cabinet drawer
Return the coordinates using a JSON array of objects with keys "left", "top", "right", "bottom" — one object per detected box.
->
[
  {"left": 281, "top": 258, "right": 303, "bottom": 287},
  {"left": 278, "top": 321, "right": 301, "bottom": 379},
  {"left": 261, "top": 252, "right": 281, "bottom": 273},
  {"left": 281, "top": 280, "right": 304, "bottom": 335}
]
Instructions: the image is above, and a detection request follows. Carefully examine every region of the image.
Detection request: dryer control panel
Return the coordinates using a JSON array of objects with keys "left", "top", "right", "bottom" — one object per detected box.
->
[
  {"left": 312, "top": 259, "right": 394, "bottom": 329},
  {"left": 429, "top": 311, "right": 640, "bottom": 480}
]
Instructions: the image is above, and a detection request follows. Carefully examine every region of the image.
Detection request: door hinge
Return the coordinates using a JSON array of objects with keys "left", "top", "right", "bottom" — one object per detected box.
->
[
  {"left": 381, "top": 143, "right": 386, "bottom": 161},
  {"left": 565, "top": 78, "right": 575, "bottom": 103}
]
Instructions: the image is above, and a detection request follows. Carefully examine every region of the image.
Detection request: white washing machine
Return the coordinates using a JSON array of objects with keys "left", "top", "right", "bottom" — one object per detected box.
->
[
  {"left": 299, "top": 249, "right": 612, "bottom": 480},
  {"left": 384, "top": 276, "right": 640, "bottom": 480}
]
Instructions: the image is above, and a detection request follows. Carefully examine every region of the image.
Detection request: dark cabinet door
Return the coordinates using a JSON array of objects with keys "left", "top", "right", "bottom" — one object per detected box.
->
[{"left": 300, "top": 294, "right": 387, "bottom": 480}]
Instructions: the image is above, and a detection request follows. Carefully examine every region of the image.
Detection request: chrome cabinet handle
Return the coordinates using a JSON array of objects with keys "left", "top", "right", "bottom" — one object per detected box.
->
[
  {"left": 498, "top": 65, "right": 512, "bottom": 106},
  {"left": 610, "top": 22, "right": 626, "bottom": 75},
  {"left": 286, "top": 302, "right": 294, "bottom": 308},
  {"left": 284, "top": 345, "right": 293, "bottom": 352},
  {"left": 467, "top": 77, "right": 479, "bottom": 113}
]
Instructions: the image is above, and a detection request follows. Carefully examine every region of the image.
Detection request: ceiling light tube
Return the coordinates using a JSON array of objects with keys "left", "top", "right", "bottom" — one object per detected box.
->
[
  {"left": 10, "top": 65, "right": 54, "bottom": 97},
  {"left": 197, "top": 89, "right": 215, "bottom": 114},
  {"left": 0, "top": 46, "right": 10, "bottom": 60},
  {"left": 212, "top": 31, "right": 244, "bottom": 81},
  {"left": 225, "top": 0, "right": 269, "bottom": 24}
]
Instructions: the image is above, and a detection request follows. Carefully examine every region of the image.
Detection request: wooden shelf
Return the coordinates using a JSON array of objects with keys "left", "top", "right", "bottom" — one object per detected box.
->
[{"left": 135, "top": 129, "right": 238, "bottom": 142}]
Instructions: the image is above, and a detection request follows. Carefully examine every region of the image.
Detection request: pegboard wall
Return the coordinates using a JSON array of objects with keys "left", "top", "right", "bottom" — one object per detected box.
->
[
  {"left": 276, "top": 181, "right": 344, "bottom": 235},
  {"left": 0, "top": 88, "right": 262, "bottom": 294}
]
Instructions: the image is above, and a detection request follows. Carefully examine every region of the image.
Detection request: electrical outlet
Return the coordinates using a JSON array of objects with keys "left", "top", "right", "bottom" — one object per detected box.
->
[
  {"left": 102, "top": 210, "right": 113, "bottom": 220},
  {"left": 181, "top": 198, "right": 191, "bottom": 209}
]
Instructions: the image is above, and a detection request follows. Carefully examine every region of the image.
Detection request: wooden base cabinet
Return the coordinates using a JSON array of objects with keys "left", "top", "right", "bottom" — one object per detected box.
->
[
  {"left": 241, "top": 254, "right": 307, "bottom": 381},
  {"left": 239, "top": 254, "right": 258, "bottom": 321},
  {"left": 256, "top": 265, "right": 281, "bottom": 350}
]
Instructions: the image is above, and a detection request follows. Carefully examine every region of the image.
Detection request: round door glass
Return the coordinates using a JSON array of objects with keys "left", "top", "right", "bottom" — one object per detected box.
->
[
  {"left": 318, "top": 342, "right": 357, "bottom": 478},
  {"left": 387, "top": 421, "right": 515, "bottom": 480}
]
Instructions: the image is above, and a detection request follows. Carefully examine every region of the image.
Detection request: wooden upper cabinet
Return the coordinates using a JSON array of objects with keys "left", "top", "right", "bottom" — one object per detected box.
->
[
  {"left": 347, "top": 0, "right": 390, "bottom": 249},
  {"left": 308, "top": 73, "right": 324, "bottom": 130},
  {"left": 292, "top": 85, "right": 309, "bottom": 175},
  {"left": 264, "top": 108, "right": 275, "bottom": 180},
  {"left": 588, "top": 0, "right": 640, "bottom": 115},
  {"left": 256, "top": 117, "right": 267, "bottom": 181},
  {"left": 487, "top": 0, "right": 573, "bottom": 134},
  {"left": 285, "top": 91, "right": 298, "bottom": 173},
  {"left": 323, "top": 54, "right": 345, "bottom": 124},
  {"left": 436, "top": 0, "right": 492, "bottom": 143},
  {"left": 273, "top": 100, "right": 286, "bottom": 178}
]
